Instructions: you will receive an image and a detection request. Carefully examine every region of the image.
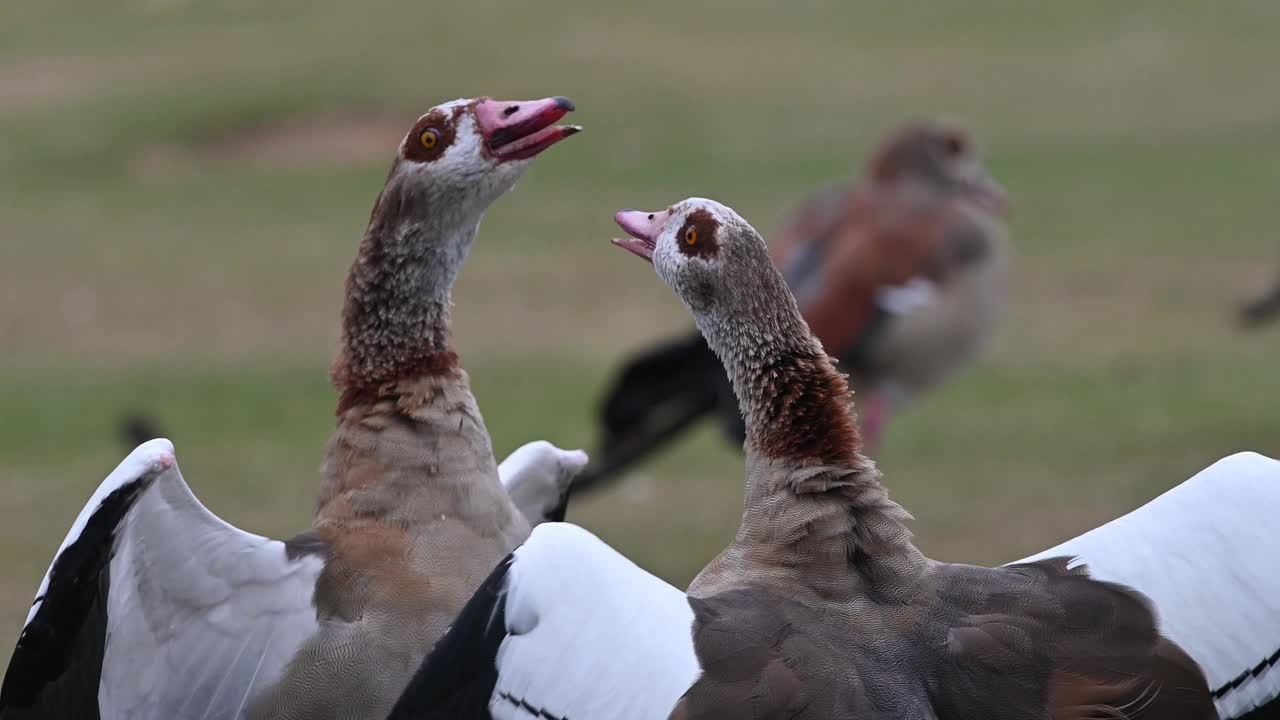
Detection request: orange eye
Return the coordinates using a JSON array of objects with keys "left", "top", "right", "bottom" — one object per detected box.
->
[
  {"left": 420, "top": 129, "right": 441, "bottom": 149},
  {"left": 684, "top": 227, "right": 698, "bottom": 245}
]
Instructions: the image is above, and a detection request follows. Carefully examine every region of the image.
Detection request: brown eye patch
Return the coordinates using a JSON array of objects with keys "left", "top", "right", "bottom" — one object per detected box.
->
[
  {"left": 676, "top": 209, "right": 721, "bottom": 260},
  {"left": 402, "top": 109, "right": 456, "bottom": 163}
]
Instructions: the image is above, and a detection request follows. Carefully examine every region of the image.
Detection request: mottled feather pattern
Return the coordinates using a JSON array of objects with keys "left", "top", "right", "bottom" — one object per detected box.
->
[{"left": 332, "top": 180, "right": 463, "bottom": 413}]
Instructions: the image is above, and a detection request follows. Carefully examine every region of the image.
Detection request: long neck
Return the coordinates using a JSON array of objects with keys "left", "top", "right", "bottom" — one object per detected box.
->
[
  {"left": 694, "top": 270, "right": 861, "bottom": 466},
  {"left": 332, "top": 195, "right": 479, "bottom": 413},
  {"left": 691, "top": 265, "right": 924, "bottom": 591}
]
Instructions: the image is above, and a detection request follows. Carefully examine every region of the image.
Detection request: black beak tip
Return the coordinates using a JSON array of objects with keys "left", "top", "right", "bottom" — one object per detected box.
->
[{"left": 552, "top": 96, "right": 575, "bottom": 112}]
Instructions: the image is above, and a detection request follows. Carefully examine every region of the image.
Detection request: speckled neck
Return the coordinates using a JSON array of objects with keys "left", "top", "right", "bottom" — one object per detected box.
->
[
  {"left": 684, "top": 243, "right": 924, "bottom": 586},
  {"left": 331, "top": 182, "right": 479, "bottom": 413},
  {"left": 692, "top": 266, "right": 863, "bottom": 467}
]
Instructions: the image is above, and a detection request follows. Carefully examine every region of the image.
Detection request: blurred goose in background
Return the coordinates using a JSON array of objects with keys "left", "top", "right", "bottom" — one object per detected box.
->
[
  {"left": 0, "top": 95, "right": 581, "bottom": 720},
  {"left": 117, "top": 412, "right": 164, "bottom": 450},
  {"left": 577, "top": 122, "right": 1011, "bottom": 494},
  {"left": 1239, "top": 266, "right": 1280, "bottom": 328},
  {"left": 391, "top": 200, "right": 1279, "bottom": 720}
]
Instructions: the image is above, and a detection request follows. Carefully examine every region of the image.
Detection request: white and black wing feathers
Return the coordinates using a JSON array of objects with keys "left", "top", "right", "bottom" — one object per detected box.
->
[
  {"left": 390, "top": 523, "right": 699, "bottom": 720},
  {"left": 496, "top": 442, "right": 588, "bottom": 526},
  {"left": 1016, "top": 451, "right": 1280, "bottom": 719},
  {"left": 386, "top": 552, "right": 515, "bottom": 719},
  {"left": 1, "top": 440, "right": 324, "bottom": 720}
]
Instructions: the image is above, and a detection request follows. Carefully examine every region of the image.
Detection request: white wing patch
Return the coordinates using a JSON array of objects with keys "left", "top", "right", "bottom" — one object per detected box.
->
[
  {"left": 99, "top": 456, "right": 323, "bottom": 719},
  {"left": 497, "top": 442, "right": 589, "bottom": 526},
  {"left": 874, "top": 277, "right": 939, "bottom": 315},
  {"left": 490, "top": 524, "right": 699, "bottom": 720}
]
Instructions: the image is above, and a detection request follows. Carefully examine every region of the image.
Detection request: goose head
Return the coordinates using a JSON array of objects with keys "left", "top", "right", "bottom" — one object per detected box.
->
[
  {"left": 333, "top": 96, "right": 579, "bottom": 403},
  {"left": 612, "top": 198, "right": 783, "bottom": 320},
  {"left": 612, "top": 198, "right": 873, "bottom": 501},
  {"left": 385, "top": 95, "right": 580, "bottom": 216},
  {"left": 867, "top": 122, "right": 1008, "bottom": 215}
]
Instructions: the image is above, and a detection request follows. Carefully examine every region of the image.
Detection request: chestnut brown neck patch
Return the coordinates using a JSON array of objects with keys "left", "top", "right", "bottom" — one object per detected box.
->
[
  {"left": 334, "top": 350, "right": 460, "bottom": 415},
  {"left": 746, "top": 348, "right": 862, "bottom": 465},
  {"left": 330, "top": 178, "right": 461, "bottom": 415},
  {"left": 402, "top": 109, "right": 458, "bottom": 164},
  {"left": 677, "top": 208, "right": 721, "bottom": 260}
]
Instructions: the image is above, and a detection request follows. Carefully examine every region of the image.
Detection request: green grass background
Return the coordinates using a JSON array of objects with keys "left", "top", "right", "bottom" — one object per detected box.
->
[{"left": 2, "top": 1, "right": 1279, "bottom": 639}]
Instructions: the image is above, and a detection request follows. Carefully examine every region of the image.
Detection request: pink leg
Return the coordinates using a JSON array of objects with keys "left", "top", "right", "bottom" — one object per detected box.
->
[{"left": 859, "top": 391, "right": 888, "bottom": 454}]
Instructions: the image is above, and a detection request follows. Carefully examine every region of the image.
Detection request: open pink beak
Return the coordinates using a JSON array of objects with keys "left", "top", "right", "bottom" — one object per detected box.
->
[
  {"left": 611, "top": 209, "right": 669, "bottom": 263},
  {"left": 473, "top": 96, "right": 581, "bottom": 162}
]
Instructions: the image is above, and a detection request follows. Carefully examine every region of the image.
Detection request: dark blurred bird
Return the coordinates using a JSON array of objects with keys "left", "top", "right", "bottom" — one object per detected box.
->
[
  {"left": 116, "top": 411, "right": 165, "bottom": 451},
  {"left": 1239, "top": 268, "right": 1280, "bottom": 328},
  {"left": 575, "top": 122, "right": 1011, "bottom": 493}
]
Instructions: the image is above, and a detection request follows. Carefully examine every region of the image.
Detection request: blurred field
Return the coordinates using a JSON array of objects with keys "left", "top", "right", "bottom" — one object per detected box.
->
[{"left": 3, "top": 1, "right": 1280, "bottom": 640}]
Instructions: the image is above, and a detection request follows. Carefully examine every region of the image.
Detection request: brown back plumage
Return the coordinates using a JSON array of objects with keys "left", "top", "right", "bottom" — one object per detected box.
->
[{"left": 677, "top": 558, "right": 1215, "bottom": 720}]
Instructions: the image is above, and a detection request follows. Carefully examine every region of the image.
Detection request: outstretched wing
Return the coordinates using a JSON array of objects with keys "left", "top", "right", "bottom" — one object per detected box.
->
[
  {"left": 496, "top": 441, "right": 588, "bottom": 525},
  {"left": 1016, "top": 452, "right": 1280, "bottom": 719},
  {"left": 389, "top": 523, "right": 698, "bottom": 720},
  {"left": 1, "top": 439, "right": 325, "bottom": 720}
]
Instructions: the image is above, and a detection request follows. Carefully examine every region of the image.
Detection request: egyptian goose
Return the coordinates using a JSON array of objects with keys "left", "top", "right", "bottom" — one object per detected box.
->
[
  {"left": 577, "top": 122, "right": 1010, "bottom": 492},
  {"left": 390, "top": 199, "right": 1280, "bottom": 720},
  {"left": 0, "top": 95, "right": 580, "bottom": 720},
  {"left": 623, "top": 198, "right": 1208, "bottom": 719}
]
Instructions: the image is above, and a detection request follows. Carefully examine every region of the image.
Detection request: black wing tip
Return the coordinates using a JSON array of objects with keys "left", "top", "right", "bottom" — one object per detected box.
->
[
  {"left": 1, "top": 477, "right": 150, "bottom": 715},
  {"left": 283, "top": 531, "right": 331, "bottom": 562},
  {"left": 387, "top": 553, "right": 516, "bottom": 720},
  {"left": 546, "top": 490, "right": 571, "bottom": 524}
]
